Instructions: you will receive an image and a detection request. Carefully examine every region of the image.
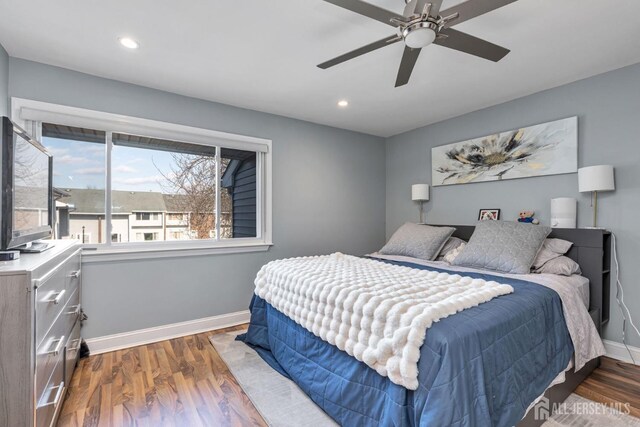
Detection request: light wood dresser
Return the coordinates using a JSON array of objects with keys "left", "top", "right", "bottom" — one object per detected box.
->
[{"left": 0, "top": 240, "right": 82, "bottom": 427}]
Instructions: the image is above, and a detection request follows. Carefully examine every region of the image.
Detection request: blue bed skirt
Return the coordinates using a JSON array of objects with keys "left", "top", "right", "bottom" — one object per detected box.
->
[{"left": 239, "top": 259, "right": 573, "bottom": 427}]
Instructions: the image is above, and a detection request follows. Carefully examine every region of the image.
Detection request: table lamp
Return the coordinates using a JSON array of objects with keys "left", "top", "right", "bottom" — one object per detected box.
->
[
  {"left": 411, "top": 184, "right": 429, "bottom": 224},
  {"left": 578, "top": 165, "right": 615, "bottom": 228}
]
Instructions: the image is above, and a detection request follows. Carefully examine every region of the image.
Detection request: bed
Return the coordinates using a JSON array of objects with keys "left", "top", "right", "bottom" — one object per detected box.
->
[{"left": 240, "top": 225, "right": 610, "bottom": 427}]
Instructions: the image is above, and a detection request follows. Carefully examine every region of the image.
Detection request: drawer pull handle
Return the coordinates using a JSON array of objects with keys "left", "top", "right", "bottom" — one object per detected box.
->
[
  {"left": 67, "top": 304, "right": 82, "bottom": 316},
  {"left": 33, "top": 249, "right": 82, "bottom": 288},
  {"left": 46, "top": 289, "right": 66, "bottom": 305},
  {"left": 43, "top": 336, "right": 65, "bottom": 356},
  {"left": 38, "top": 381, "right": 65, "bottom": 408},
  {"left": 70, "top": 270, "right": 81, "bottom": 278},
  {"left": 70, "top": 339, "right": 82, "bottom": 352}
]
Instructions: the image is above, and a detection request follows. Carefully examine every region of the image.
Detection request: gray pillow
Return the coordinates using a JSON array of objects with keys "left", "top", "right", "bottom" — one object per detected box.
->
[
  {"left": 453, "top": 221, "right": 551, "bottom": 274},
  {"left": 436, "top": 237, "right": 467, "bottom": 261},
  {"left": 534, "top": 256, "right": 582, "bottom": 276},
  {"left": 380, "top": 223, "right": 455, "bottom": 261},
  {"left": 532, "top": 238, "right": 573, "bottom": 270}
]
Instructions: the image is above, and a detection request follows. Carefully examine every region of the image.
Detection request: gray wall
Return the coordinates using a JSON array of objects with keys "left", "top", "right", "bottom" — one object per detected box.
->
[
  {"left": 8, "top": 58, "right": 386, "bottom": 339},
  {"left": 0, "top": 43, "right": 8, "bottom": 116},
  {"left": 386, "top": 62, "right": 640, "bottom": 347}
]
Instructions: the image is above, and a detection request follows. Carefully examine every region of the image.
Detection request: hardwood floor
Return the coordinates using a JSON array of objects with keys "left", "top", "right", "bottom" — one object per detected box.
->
[
  {"left": 575, "top": 356, "right": 640, "bottom": 418},
  {"left": 57, "top": 325, "right": 266, "bottom": 427},
  {"left": 58, "top": 325, "right": 640, "bottom": 427}
]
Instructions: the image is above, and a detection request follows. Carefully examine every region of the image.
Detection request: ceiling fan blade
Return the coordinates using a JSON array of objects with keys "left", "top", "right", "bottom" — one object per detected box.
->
[
  {"left": 429, "top": 0, "right": 444, "bottom": 17},
  {"left": 435, "top": 28, "right": 510, "bottom": 62},
  {"left": 440, "top": 0, "right": 518, "bottom": 28},
  {"left": 395, "top": 46, "right": 422, "bottom": 87},
  {"left": 321, "top": 0, "right": 404, "bottom": 27},
  {"left": 318, "top": 35, "right": 402, "bottom": 69}
]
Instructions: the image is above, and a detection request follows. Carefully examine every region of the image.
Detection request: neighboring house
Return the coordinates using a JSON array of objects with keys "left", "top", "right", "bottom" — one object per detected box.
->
[
  {"left": 55, "top": 188, "right": 168, "bottom": 243},
  {"left": 221, "top": 151, "right": 257, "bottom": 238},
  {"left": 162, "top": 193, "right": 194, "bottom": 241},
  {"left": 55, "top": 187, "right": 240, "bottom": 243}
]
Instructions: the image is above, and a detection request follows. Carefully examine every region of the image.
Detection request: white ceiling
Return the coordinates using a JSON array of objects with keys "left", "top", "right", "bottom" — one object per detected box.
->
[{"left": 1, "top": 0, "right": 640, "bottom": 137}]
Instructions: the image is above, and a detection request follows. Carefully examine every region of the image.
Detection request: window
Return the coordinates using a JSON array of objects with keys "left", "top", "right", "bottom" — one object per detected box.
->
[
  {"left": 145, "top": 232, "right": 158, "bottom": 241},
  {"left": 71, "top": 232, "right": 92, "bottom": 243},
  {"left": 167, "top": 213, "right": 184, "bottom": 221},
  {"left": 15, "top": 98, "right": 272, "bottom": 258},
  {"left": 169, "top": 231, "right": 184, "bottom": 240},
  {"left": 135, "top": 212, "right": 160, "bottom": 221},
  {"left": 42, "top": 124, "right": 107, "bottom": 243}
]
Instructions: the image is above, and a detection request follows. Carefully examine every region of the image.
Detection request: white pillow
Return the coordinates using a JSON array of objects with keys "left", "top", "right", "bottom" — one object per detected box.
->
[
  {"left": 436, "top": 237, "right": 467, "bottom": 261},
  {"left": 444, "top": 243, "right": 466, "bottom": 264}
]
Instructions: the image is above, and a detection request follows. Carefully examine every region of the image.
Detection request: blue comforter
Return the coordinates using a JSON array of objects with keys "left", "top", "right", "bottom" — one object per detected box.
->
[{"left": 240, "top": 259, "right": 573, "bottom": 427}]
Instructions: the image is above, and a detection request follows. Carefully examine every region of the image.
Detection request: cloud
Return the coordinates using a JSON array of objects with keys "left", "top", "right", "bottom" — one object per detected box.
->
[
  {"left": 84, "top": 145, "right": 105, "bottom": 154},
  {"left": 114, "top": 175, "right": 165, "bottom": 185},
  {"left": 47, "top": 147, "right": 69, "bottom": 156},
  {"left": 113, "top": 165, "right": 138, "bottom": 173},
  {"left": 74, "top": 167, "right": 105, "bottom": 175},
  {"left": 56, "top": 154, "right": 88, "bottom": 164}
]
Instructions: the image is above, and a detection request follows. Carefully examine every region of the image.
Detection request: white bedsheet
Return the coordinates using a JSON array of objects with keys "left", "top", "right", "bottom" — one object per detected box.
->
[{"left": 368, "top": 253, "right": 605, "bottom": 371}]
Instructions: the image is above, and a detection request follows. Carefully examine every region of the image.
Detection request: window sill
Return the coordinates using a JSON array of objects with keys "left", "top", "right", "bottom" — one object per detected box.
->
[{"left": 81, "top": 241, "right": 273, "bottom": 263}]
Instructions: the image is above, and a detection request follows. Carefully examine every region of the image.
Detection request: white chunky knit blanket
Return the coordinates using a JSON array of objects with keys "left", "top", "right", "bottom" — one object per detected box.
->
[{"left": 254, "top": 253, "right": 514, "bottom": 390}]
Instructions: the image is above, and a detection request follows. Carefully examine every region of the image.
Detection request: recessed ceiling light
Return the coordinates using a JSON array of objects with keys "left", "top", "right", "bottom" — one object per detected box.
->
[
  {"left": 119, "top": 37, "right": 139, "bottom": 49},
  {"left": 337, "top": 100, "right": 349, "bottom": 108}
]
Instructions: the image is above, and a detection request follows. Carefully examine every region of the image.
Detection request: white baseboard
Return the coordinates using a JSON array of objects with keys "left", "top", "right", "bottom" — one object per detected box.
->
[
  {"left": 603, "top": 339, "right": 640, "bottom": 365},
  {"left": 86, "top": 310, "right": 250, "bottom": 355}
]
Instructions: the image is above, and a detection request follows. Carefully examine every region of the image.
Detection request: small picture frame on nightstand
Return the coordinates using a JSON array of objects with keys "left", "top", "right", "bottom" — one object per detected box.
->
[{"left": 479, "top": 209, "right": 501, "bottom": 221}]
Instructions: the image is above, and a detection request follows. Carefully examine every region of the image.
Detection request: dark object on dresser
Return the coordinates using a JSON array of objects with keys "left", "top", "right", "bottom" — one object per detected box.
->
[{"left": 79, "top": 340, "right": 91, "bottom": 360}]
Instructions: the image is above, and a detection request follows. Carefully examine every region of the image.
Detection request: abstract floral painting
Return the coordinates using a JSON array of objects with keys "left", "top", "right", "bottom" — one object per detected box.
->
[{"left": 432, "top": 117, "right": 577, "bottom": 186}]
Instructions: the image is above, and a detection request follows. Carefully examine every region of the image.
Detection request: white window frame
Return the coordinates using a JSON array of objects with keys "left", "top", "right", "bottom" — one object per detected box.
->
[{"left": 11, "top": 97, "right": 273, "bottom": 262}]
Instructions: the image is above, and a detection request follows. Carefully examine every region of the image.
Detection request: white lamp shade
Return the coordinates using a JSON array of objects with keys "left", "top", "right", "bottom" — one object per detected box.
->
[
  {"left": 412, "top": 184, "right": 430, "bottom": 201},
  {"left": 578, "top": 165, "right": 615, "bottom": 192},
  {"left": 550, "top": 197, "right": 577, "bottom": 228}
]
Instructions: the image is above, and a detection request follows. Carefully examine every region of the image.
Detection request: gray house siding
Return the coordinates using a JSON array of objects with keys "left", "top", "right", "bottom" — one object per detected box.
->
[{"left": 228, "top": 156, "right": 257, "bottom": 238}]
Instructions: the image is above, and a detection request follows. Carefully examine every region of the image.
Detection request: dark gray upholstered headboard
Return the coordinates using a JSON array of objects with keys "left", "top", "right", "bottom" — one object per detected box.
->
[{"left": 431, "top": 224, "right": 611, "bottom": 330}]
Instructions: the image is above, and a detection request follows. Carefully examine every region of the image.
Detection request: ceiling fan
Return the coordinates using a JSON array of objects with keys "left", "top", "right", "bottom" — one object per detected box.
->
[{"left": 318, "top": 0, "right": 518, "bottom": 87}]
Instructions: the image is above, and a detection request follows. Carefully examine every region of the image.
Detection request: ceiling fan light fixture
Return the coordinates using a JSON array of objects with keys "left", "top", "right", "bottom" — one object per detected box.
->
[{"left": 402, "top": 22, "right": 437, "bottom": 49}]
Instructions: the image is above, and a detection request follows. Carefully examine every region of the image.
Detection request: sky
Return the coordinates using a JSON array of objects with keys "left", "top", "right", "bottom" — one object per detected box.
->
[{"left": 43, "top": 137, "right": 181, "bottom": 193}]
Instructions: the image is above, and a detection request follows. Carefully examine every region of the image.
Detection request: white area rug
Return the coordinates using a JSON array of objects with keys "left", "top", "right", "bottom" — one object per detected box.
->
[
  {"left": 210, "top": 331, "right": 338, "bottom": 427},
  {"left": 211, "top": 331, "right": 640, "bottom": 427}
]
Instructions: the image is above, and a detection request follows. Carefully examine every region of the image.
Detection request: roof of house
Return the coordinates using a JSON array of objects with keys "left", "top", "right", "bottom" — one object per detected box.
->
[
  {"left": 58, "top": 188, "right": 168, "bottom": 214},
  {"left": 162, "top": 194, "right": 191, "bottom": 213}
]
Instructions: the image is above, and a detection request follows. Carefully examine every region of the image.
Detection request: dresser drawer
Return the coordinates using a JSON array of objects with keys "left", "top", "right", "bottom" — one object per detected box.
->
[
  {"left": 62, "top": 288, "right": 81, "bottom": 336},
  {"left": 34, "top": 250, "right": 81, "bottom": 347},
  {"left": 65, "top": 321, "right": 82, "bottom": 386},
  {"left": 65, "top": 251, "right": 81, "bottom": 299},
  {"left": 36, "top": 354, "right": 65, "bottom": 427},
  {"left": 35, "top": 292, "right": 78, "bottom": 401}
]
